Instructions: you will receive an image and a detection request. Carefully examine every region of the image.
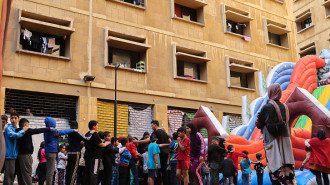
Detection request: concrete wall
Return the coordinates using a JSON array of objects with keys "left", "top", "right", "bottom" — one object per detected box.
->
[
  {"left": 293, "top": 0, "right": 330, "bottom": 56},
  {"left": 2, "top": 0, "right": 299, "bottom": 134}
]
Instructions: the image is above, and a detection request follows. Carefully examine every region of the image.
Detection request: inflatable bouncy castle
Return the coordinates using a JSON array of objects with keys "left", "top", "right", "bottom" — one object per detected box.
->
[{"left": 191, "top": 49, "right": 330, "bottom": 185}]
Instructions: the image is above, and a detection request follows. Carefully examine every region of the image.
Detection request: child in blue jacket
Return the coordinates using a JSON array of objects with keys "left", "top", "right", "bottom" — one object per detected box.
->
[
  {"left": 43, "top": 117, "right": 76, "bottom": 185},
  {"left": 118, "top": 137, "right": 132, "bottom": 185},
  {"left": 3, "top": 113, "right": 28, "bottom": 185}
]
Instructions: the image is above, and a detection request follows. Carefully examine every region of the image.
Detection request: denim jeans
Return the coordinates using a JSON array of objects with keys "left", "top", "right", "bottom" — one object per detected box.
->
[{"left": 242, "top": 173, "right": 251, "bottom": 185}]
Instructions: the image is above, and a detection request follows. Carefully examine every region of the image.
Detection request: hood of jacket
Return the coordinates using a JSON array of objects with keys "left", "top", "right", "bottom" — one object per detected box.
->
[{"left": 45, "top": 117, "right": 56, "bottom": 128}]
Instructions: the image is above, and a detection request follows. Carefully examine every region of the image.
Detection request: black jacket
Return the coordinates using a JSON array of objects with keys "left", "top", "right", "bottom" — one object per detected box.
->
[
  {"left": 17, "top": 128, "right": 50, "bottom": 154},
  {"left": 207, "top": 144, "right": 227, "bottom": 163},
  {"left": 258, "top": 101, "right": 287, "bottom": 128},
  {"left": 68, "top": 132, "right": 92, "bottom": 153},
  {"left": 219, "top": 158, "right": 237, "bottom": 177},
  {"left": 102, "top": 144, "right": 117, "bottom": 168}
]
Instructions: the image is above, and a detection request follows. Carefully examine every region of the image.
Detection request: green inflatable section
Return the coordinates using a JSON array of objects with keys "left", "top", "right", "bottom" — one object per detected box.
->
[
  {"left": 294, "top": 86, "right": 325, "bottom": 128},
  {"left": 185, "top": 112, "right": 208, "bottom": 138}
]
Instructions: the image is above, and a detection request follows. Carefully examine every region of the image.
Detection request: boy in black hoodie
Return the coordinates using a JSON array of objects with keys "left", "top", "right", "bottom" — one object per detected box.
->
[
  {"left": 16, "top": 118, "right": 51, "bottom": 185},
  {"left": 65, "top": 121, "right": 93, "bottom": 185},
  {"left": 102, "top": 132, "right": 117, "bottom": 185},
  {"left": 219, "top": 153, "right": 237, "bottom": 185}
]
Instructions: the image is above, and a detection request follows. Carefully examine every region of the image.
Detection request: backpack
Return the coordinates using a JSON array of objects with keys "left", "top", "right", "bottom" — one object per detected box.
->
[{"left": 266, "top": 102, "right": 289, "bottom": 137}]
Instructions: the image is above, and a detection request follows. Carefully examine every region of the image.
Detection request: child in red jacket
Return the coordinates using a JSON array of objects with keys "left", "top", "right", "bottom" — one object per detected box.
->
[
  {"left": 127, "top": 135, "right": 139, "bottom": 185},
  {"left": 227, "top": 145, "right": 247, "bottom": 185}
]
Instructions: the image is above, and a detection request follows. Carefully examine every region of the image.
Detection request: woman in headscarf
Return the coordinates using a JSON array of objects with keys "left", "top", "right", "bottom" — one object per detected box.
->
[
  {"left": 256, "top": 84, "right": 296, "bottom": 185},
  {"left": 186, "top": 123, "right": 206, "bottom": 185},
  {"left": 307, "top": 129, "right": 330, "bottom": 185}
]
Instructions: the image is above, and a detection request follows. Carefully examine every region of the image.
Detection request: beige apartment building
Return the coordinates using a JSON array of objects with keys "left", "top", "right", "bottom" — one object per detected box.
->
[
  {"left": 293, "top": 0, "right": 330, "bottom": 57},
  {"left": 1, "top": 0, "right": 298, "bottom": 137}
]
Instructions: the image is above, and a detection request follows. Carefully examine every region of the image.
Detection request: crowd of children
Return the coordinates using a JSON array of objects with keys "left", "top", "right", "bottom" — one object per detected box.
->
[{"left": 1, "top": 113, "right": 267, "bottom": 185}]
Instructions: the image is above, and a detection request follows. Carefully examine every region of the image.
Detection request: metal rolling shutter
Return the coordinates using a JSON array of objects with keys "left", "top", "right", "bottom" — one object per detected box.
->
[
  {"left": 128, "top": 104, "right": 153, "bottom": 138},
  {"left": 168, "top": 107, "right": 197, "bottom": 136},
  {"left": 223, "top": 113, "right": 242, "bottom": 132},
  {"left": 97, "top": 100, "right": 128, "bottom": 137},
  {"left": 4, "top": 89, "right": 77, "bottom": 121}
]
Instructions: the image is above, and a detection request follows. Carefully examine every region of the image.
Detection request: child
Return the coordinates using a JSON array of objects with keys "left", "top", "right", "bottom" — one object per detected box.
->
[
  {"left": 65, "top": 121, "right": 92, "bottom": 185},
  {"left": 127, "top": 135, "right": 139, "bottom": 185},
  {"left": 147, "top": 135, "right": 169, "bottom": 185},
  {"left": 16, "top": 118, "right": 50, "bottom": 185},
  {"left": 83, "top": 121, "right": 110, "bottom": 185},
  {"left": 37, "top": 142, "right": 47, "bottom": 185},
  {"left": 176, "top": 126, "right": 190, "bottom": 185},
  {"left": 4, "top": 113, "right": 28, "bottom": 185},
  {"left": 43, "top": 117, "right": 76, "bottom": 185},
  {"left": 254, "top": 153, "right": 264, "bottom": 185},
  {"left": 102, "top": 132, "right": 116, "bottom": 185},
  {"left": 227, "top": 145, "right": 247, "bottom": 185},
  {"left": 57, "top": 144, "right": 68, "bottom": 185},
  {"left": 118, "top": 137, "right": 132, "bottom": 185},
  {"left": 239, "top": 151, "right": 252, "bottom": 185},
  {"left": 219, "top": 153, "right": 236, "bottom": 185},
  {"left": 142, "top": 145, "right": 149, "bottom": 185},
  {"left": 111, "top": 137, "right": 120, "bottom": 185},
  {"left": 207, "top": 137, "right": 227, "bottom": 185},
  {"left": 169, "top": 132, "right": 179, "bottom": 185}
]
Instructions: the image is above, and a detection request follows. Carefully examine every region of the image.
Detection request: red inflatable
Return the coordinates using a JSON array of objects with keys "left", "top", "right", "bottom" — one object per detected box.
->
[
  {"left": 280, "top": 55, "right": 325, "bottom": 102},
  {"left": 225, "top": 128, "right": 311, "bottom": 170}
]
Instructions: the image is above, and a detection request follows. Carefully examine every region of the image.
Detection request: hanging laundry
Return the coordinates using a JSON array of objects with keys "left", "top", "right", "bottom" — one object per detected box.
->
[
  {"left": 48, "top": 38, "right": 55, "bottom": 48},
  {"left": 227, "top": 22, "right": 232, "bottom": 32},
  {"left": 175, "top": 4, "right": 182, "bottom": 18},
  {"left": 23, "top": 29, "right": 32, "bottom": 40},
  {"left": 30, "top": 33, "right": 43, "bottom": 52},
  {"left": 41, "top": 37, "right": 48, "bottom": 53}
]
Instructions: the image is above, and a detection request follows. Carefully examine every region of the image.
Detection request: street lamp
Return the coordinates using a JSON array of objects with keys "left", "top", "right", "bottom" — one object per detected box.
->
[{"left": 114, "top": 64, "right": 120, "bottom": 138}]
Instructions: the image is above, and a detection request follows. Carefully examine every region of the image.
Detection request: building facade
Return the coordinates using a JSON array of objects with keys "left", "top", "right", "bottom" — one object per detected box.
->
[
  {"left": 293, "top": 0, "right": 330, "bottom": 57},
  {"left": 1, "top": 0, "right": 298, "bottom": 137}
]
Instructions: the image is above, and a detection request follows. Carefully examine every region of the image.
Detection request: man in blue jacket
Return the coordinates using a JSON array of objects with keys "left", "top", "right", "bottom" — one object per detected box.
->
[
  {"left": 3, "top": 113, "right": 29, "bottom": 185},
  {"left": 43, "top": 117, "right": 77, "bottom": 185}
]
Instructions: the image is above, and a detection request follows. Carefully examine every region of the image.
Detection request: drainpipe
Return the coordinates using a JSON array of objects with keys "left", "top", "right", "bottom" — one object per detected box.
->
[{"left": 87, "top": 0, "right": 93, "bottom": 122}]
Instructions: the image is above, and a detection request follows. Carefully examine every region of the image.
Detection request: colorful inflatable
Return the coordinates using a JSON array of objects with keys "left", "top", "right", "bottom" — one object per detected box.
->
[{"left": 191, "top": 49, "right": 330, "bottom": 185}]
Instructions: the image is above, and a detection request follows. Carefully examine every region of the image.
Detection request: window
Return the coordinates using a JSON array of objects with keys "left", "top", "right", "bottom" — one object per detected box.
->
[
  {"left": 107, "top": 0, "right": 146, "bottom": 9},
  {"left": 104, "top": 29, "right": 150, "bottom": 72},
  {"left": 225, "top": 56, "right": 258, "bottom": 90},
  {"left": 16, "top": 9, "right": 74, "bottom": 60},
  {"left": 171, "top": 0, "right": 207, "bottom": 25},
  {"left": 264, "top": 18, "right": 290, "bottom": 49},
  {"left": 299, "top": 42, "right": 316, "bottom": 58},
  {"left": 173, "top": 45, "right": 210, "bottom": 83},
  {"left": 323, "top": 0, "right": 330, "bottom": 18},
  {"left": 295, "top": 9, "right": 313, "bottom": 33},
  {"left": 221, "top": 4, "right": 253, "bottom": 39},
  {"left": 268, "top": 32, "right": 281, "bottom": 45}
]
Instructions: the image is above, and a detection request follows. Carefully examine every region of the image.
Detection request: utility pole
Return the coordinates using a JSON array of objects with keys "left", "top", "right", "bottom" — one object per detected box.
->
[{"left": 114, "top": 64, "right": 120, "bottom": 138}]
